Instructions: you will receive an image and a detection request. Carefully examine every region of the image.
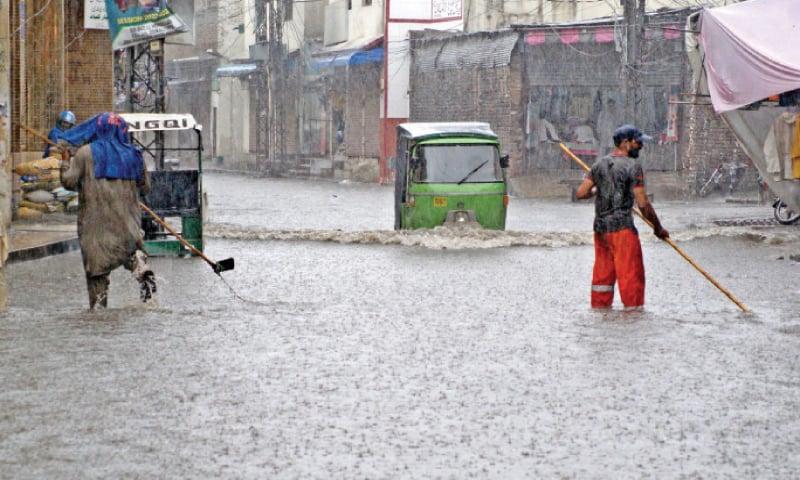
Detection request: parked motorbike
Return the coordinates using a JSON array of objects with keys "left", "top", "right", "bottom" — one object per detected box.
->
[{"left": 773, "top": 198, "right": 800, "bottom": 225}]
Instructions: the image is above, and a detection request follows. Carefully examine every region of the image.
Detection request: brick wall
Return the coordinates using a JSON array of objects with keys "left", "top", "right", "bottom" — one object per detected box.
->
[
  {"left": 11, "top": 0, "right": 65, "bottom": 152},
  {"left": 65, "top": 3, "right": 113, "bottom": 124},
  {"left": 409, "top": 53, "right": 525, "bottom": 176},
  {"left": 281, "top": 64, "right": 303, "bottom": 158},
  {"left": 683, "top": 103, "right": 749, "bottom": 171},
  {"left": 522, "top": 24, "right": 690, "bottom": 173},
  {"left": 345, "top": 62, "right": 381, "bottom": 159}
]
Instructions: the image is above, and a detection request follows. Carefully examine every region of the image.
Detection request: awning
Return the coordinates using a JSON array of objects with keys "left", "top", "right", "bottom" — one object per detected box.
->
[
  {"left": 311, "top": 47, "right": 383, "bottom": 70},
  {"left": 350, "top": 48, "right": 384, "bottom": 66},
  {"left": 415, "top": 31, "right": 518, "bottom": 74},
  {"left": 309, "top": 35, "right": 384, "bottom": 72},
  {"left": 311, "top": 47, "right": 384, "bottom": 71},
  {"left": 311, "top": 51, "right": 356, "bottom": 70},
  {"left": 215, "top": 63, "right": 258, "bottom": 78},
  {"left": 698, "top": 0, "right": 800, "bottom": 112}
]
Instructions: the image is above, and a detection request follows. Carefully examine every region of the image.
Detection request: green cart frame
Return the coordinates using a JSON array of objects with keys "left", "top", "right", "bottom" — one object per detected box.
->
[{"left": 120, "top": 113, "right": 204, "bottom": 257}]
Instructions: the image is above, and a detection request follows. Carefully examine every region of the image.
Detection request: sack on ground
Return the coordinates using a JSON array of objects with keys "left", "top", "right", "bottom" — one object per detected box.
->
[
  {"left": 16, "top": 207, "right": 43, "bottom": 220},
  {"left": 25, "top": 190, "right": 54, "bottom": 204},
  {"left": 14, "top": 157, "right": 61, "bottom": 176},
  {"left": 21, "top": 180, "right": 60, "bottom": 192},
  {"left": 19, "top": 200, "right": 49, "bottom": 212}
]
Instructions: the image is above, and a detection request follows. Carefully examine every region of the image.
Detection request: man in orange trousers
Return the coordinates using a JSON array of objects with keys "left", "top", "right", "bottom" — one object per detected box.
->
[{"left": 575, "top": 125, "right": 670, "bottom": 308}]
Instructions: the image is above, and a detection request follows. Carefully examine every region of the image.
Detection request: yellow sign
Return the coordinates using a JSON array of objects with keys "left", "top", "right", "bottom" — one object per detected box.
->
[{"left": 432, "top": 196, "right": 448, "bottom": 208}]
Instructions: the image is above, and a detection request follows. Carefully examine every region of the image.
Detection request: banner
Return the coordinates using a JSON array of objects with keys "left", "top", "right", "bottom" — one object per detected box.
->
[
  {"left": 104, "top": 0, "right": 188, "bottom": 50},
  {"left": 85, "top": 0, "right": 109, "bottom": 29}
]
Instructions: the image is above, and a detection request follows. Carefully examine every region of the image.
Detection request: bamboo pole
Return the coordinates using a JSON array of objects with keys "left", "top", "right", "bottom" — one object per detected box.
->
[{"left": 558, "top": 142, "right": 750, "bottom": 313}]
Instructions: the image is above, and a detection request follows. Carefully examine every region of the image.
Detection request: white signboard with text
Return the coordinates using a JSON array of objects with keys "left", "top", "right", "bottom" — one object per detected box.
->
[
  {"left": 389, "top": 0, "right": 462, "bottom": 20},
  {"left": 84, "top": 0, "right": 109, "bottom": 30}
]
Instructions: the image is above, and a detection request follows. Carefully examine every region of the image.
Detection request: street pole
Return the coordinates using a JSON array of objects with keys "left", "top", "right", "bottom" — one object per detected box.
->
[
  {"left": 622, "top": 0, "right": 644, "bottom": 124},
  {"left": 18, "top": 0, "right": 26, "bottom": 151},
  {"left": 0, "top": 1, "right": 11, "bottom": 243},
  {"left": 255, "top": 0, "right": 269, "bottom": 173},
  {"left": 267, "top": 0, "right": 285, "bottom": 174}
]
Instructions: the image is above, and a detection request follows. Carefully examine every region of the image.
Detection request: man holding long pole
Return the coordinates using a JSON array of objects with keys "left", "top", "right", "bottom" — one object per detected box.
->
[{"left": 574, "top": 125, "right": 669, "bottom": 309}]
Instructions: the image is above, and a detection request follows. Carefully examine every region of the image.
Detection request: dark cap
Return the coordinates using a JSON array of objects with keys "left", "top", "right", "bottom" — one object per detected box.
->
[{"left": 612, "top": 124, "right": 653, "bottom": 146}]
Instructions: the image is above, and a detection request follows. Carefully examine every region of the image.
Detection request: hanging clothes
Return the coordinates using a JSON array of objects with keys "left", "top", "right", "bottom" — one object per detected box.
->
[
  {"left": 792, "top": 116, "right": 800, "bottom": 179},
  {"left": 763, "top": 112, "right": 798, "bottom": 181}
]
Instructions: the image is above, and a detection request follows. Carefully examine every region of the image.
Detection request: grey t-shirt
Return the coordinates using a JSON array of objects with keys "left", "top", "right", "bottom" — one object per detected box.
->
[{"left": 588, "top": 155, "right": 644, "bottom": 233}]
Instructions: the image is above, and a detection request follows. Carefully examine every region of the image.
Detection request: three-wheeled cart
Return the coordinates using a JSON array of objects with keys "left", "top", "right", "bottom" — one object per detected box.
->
[{"left": 120, "top": 113, "right": 204, "bottom": 256}]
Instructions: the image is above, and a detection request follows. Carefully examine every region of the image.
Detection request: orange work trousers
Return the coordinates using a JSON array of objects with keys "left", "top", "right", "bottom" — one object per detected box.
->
[{"left": 591, "top": 228, "right": 645, "bottom": 308}]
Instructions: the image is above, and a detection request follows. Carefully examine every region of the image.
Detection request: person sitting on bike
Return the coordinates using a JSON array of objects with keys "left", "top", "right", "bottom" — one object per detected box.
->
[{"left": 43, "top": 110, "right": 76, "bottom": 158}]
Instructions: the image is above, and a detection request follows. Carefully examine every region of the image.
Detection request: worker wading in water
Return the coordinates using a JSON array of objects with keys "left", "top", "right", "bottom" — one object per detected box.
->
[
  {"left": 61, "top": 112, "right": 156, "bottom": 309},
  {"left": 575, "top": 125, "right": 669, "bottom": 309}
]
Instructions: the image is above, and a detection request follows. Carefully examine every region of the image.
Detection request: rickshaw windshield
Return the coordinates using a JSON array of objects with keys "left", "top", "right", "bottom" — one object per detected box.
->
[{"left": 413, "top": 144, "right": 501, "bottom": 183}]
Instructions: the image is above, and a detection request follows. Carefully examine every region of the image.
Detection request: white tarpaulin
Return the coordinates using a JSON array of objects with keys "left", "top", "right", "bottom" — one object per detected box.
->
[
  {"left": 699, "top": 0, "right": 800, "bottom": 113},
  {"left": 721, "top": 108, "right": 800, "bottom": 213}
]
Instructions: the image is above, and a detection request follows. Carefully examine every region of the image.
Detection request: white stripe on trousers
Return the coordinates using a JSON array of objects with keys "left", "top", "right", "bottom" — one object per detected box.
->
[{"left": 591, "top": 285, "right": 614, "bottom": 292}]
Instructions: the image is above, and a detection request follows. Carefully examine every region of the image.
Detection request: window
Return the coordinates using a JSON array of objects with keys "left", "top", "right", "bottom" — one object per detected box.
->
[
  {"left": 363, "top": 0, "right": 372, "bottom": 5},
  {"left": 413, "top": 145, "right": 502, "bottom": 183}
]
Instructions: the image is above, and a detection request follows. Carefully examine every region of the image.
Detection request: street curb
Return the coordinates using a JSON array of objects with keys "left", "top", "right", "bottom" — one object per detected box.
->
[{"left": 8, "top": 237, "right": 81, "bottom": 264}]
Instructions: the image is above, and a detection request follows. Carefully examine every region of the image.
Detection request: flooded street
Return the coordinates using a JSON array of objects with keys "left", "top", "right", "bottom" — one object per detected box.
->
[{"left": 2, "top": 172, "right": 799, "bottom": 478}]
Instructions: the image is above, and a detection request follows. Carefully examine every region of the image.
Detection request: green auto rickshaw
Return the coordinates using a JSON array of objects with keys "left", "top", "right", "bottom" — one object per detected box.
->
[{"left": 394, "top": 122, "right": 509, "bottom": 230}]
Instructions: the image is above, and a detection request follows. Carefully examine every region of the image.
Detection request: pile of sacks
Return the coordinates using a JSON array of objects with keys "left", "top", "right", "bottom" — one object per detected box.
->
[{"left": 14, "top": 155, "right": 79, "bottom": 220}]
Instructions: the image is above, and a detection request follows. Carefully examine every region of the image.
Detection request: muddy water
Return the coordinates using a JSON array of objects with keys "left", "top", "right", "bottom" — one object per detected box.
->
[{"left": 1, "top": 173, "right": 799, "bottom": 478}]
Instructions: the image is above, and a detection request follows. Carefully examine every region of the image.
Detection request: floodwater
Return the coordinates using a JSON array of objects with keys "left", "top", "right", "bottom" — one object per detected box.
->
[{"left": 1, "top": 172, "right": 799, "bottom": 478}]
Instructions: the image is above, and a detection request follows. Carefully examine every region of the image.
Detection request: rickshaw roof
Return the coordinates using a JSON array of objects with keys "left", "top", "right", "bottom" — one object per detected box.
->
[
  {"left": 397, "top": 122, "right": 497, "bottom": 141},
  {"left": 119, "top": 113, "right": 202, "bottom": 132}
]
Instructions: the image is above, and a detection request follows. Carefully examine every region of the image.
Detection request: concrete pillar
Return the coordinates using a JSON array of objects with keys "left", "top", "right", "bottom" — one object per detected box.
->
[{"left": 0, "top": 1, "right": 11, "bottom": 265}]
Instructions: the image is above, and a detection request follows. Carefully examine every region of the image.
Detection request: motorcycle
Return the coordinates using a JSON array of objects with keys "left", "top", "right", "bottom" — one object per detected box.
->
[{"left": 773, "top": 198, "right": 800, "bottom": 225}]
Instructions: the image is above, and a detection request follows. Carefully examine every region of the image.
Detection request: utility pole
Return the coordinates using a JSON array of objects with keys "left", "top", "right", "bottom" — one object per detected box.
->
[
  {"left": 0, "top": 1, "right": 12, "bottom": 233},
  {"left": 268, "top": 0, "right": 285, "bottom": 174},
  {"left": 622, "top": 0, "right": 645, "bottom": 124},
  {"left": 255, "top": 0, "right": 269, "bottom": 173}
]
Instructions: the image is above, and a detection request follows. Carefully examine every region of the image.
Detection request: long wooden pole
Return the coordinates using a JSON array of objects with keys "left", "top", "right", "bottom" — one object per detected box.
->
[
  {"left": 137, "top": 202, "right": 220, "bottom": 271},
  {"left": 559, "top": 142, "right": 750, "bottom": 313}
]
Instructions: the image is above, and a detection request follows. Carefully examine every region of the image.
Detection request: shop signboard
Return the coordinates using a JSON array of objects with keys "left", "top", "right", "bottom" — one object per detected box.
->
[{"left": 103, "top": 0, "right": 188, "bottom": 50}]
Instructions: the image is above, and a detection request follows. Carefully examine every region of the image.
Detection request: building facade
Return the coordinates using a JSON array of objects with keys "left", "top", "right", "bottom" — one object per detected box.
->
[
  {"left": 10, "top": 0, "right": 114, "bottom": 217},
  {"left": 409, "top": 8, "right": 751, "bottom": 198},
  {"left": 462, "top": 0, "right": 742, "bottom": 32}
]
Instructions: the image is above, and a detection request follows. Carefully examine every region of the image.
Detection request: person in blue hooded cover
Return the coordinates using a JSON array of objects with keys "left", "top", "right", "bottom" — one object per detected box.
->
[
  {"left": 43, "top": 110, "right": 76, "bottom": 158},
  {"left": 60, "top": 112, "right": 156, "bottom": 309}
]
